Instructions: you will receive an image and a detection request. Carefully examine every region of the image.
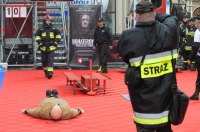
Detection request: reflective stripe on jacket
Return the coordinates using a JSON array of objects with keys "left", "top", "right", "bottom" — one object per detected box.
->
[{"left": 129, "top": 49, "right": 177, "bottom": 78}]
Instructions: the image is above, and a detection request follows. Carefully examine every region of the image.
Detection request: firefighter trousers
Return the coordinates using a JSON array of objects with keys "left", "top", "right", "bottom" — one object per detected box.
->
[
  {"left": 136, "top": 123, "right": 172, "bottom": 132},
  {"left": 182, "top": 50, "right": 191, "bottom": 64},
  {"left": 182, "top": 50, "right": 196, "bottom": 70},
  {"left": 41, "top": 51, "right": 54, "bottom": 72}
]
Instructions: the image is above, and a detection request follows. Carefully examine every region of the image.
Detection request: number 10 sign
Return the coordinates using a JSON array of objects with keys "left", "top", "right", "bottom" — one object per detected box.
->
[{"left": 5, "top": 6, "right": 27, "bottom": 18}]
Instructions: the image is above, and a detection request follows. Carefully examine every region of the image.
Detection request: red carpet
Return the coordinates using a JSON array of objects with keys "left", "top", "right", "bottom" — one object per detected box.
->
[{"left": 0, "top": 69, "right": 199, "bottom": 132}]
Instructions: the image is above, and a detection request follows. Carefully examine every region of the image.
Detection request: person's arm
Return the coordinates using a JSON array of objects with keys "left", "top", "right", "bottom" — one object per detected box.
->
[
  {"left": 155, "top": 13, "right": 179, "bottom": 29},
  {"left": 117, "top": 31, "right": 130, "bottom": 64},
  {"left": 35, "top": 28, "right": 43, "bottom": 48},
  {"left": 22, "top": 106, "right": 42, "bottom": 119},
  {"left": 53, "top": 28, "right": 61, "bottom": 47},
  {"left": 188, "top": 42, "right": 199, "bottom": 63},
  {"left": 93, "top": 28, "right": 97, "bottom": 50},
  {"left": 93, "top": 28, "right": 97, "bottom": 46},
  {"left": 106, "top": 27, "right": 112, "bottom": 45},
  {"left": 69, "top": 108, "right": 84, "bottom": 119},
  {"left": 156, "top": 13, "right": 179, "bottom": 49},
  {"left": 61, "top": 107, "right": 84, "bottom": 120},
  {"left": 189, "top": 30, "right": 200, "bottom": 63}
]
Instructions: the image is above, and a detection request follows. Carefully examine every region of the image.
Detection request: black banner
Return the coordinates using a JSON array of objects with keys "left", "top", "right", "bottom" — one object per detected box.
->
[{"left": 69, "top": 5, "right": 101, "bottom": 68}]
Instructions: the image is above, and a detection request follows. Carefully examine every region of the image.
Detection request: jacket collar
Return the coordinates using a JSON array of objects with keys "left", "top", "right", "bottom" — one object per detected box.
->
[{"left": 136, "top": 21, "right": 156, "bottom": 27}]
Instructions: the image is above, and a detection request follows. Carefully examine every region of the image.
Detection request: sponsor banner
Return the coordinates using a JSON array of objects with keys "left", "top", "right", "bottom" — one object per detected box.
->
[{"left": 69, "top": 5, "right": 101, "bottom": 67}]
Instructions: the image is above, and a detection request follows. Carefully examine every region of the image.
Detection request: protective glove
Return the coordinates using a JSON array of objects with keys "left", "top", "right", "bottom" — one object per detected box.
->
[
  {"left": 77, "top": 108, "right": 84, "bottom": 114},
  {"left": 38, "top": 43, "right": 44, "bottom": 50},
  {"left": 22, "top": 108, "right": 28, "bottom": 114},
  {"left": 54, "top": 41, "right": 59, "bottom": 47}
]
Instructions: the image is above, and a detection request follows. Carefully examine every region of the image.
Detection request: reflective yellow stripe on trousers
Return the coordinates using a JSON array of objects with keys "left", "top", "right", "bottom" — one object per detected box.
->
[{"left": 134, "top": 111, "right": 169, "bottom": 125}]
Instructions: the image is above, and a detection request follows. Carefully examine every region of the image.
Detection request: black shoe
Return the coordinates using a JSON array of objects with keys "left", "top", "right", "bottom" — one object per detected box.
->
[
  {"left": 190, "top": 64, "right": 196, "bottom": 71},
  {"left": 44, "top": 70, "right": 48, "bottom": 77},
  {"left": 46, "top": 89, "right": 52, "bottom": 97},
  {"left": 52, "top": 89, "right": 59, "bottom": 98},
  {"left": 47, "top": 74, "right": 52, "bottom": 79},
  {"left": 189, "top": 94, "right": 199, "bottom": 100},
  {"left": 182, "top": 63, "right": 188, "bottom": 71},
  {"left": 101, "top": 67, "right": 108, "bottom": 73},
  {"left": 190, "top": 68, "right": 196, "bottom": 71},
  {"left": 101, "top": 69, "right": 108, "bottom": 73},
  {"left": 46, "top": 72, "right": 53, "bottom": 79}
]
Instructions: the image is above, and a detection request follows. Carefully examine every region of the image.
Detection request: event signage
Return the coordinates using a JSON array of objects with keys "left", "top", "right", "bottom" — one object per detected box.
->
[
  {"left": 5, "top": 5, "right": 27, "bottom": 18},
  {"left": 69, "top": 5, "right": 101, "bottom": 67}
]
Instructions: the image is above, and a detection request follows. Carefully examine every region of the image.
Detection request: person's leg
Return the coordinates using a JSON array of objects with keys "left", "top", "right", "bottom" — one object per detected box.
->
[
  {"left": 46, "top": 51, "right": 54, "bottom": 79},
  {"left": 97, "top": 45, "right": 103, "bottom": 72},
  {"left": 41, "top": 52, "right": 48, "bottom": 77},
  {"left": 156, "top": 123, "right": 173, "bottom": 132},
  {"left": 188, "top": 50, "right": 196, "bottom": 71},
  {"left": 182, "top": 50, "right": 188, "bottom": 70},
  {"left": 190, "top": 62, "right": 200, "bottom": 100},
  {"left": 100, "top": 44, "right": 108, "bottom": 73},
  {"left": 136, "top": 125, "right": 155, "bottom": 132},
  {"left": 67, "top": 108, "right": 83, "bottom": 119}
]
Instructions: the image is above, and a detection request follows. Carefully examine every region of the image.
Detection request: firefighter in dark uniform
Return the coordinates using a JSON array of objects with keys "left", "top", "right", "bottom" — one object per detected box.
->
[
  {"left": 179, "top": 15, "right": 189, "bottom": 68},
  {"left": 35, "top": 15, "right": 61, "bottom": 79},
  {"left": 117, "top": 1, "right": 179, "bottom": 131},
  {"left": 182, "top": 18, "right": 197, "bottom": 70},
  {"left": 93, "top": 18, "right": 112, "bottom": 73},
  {"left": 188, "top": 18, "right": 200, "bottom": 100},
  {"left": 179, "top": 16, "right": 188, "bottom": 57}
]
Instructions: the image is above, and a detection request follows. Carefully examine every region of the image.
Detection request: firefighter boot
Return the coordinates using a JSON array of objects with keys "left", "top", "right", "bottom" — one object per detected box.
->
[
  {"left": 190, "top": 63, "right": 196, "bottom": 71},
  {"left": 46, "top": 71, "right": 53, "bottom": 79},
  {"left": 101, "top": 66, "right": 108, "bottom": 73},
  {"left": 190, "top": 88, "right": 200, "bottom": 100},
  {"left": 97, "top": 66, "right": 103, "bottom": 73},
  {"left": 44, "top": 70, "right": 48, "bottom": 77}
]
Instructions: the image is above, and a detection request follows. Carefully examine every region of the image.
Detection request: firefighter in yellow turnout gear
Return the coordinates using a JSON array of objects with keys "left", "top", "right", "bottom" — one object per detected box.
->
[
  {"left": 182, "top": 18, "right": 197, "bottom": 70},
  {"left": 35, "top": 15, "right": 61, "bottom": 79}
]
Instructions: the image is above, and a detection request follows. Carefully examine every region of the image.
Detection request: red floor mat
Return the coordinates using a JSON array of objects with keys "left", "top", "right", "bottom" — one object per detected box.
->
[{"left": 0, "top": 69, "right": 199, "bottom": 132}]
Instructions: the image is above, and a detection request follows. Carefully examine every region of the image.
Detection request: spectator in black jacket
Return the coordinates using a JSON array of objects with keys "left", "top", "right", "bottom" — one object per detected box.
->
[
  {"left": 93, "top": 18, "right": 112, "bottom": 73},
  {"left": 188, "top": 18, "right": 200, "bottom": 100}
]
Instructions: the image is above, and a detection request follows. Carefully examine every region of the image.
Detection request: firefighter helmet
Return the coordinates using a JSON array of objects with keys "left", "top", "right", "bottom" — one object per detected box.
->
[
  {"left": 43, "top": 15, "right": 52, "bottom": 27},
  {"left": 43, "top": 15, "right": 52, "bottom": 21}
]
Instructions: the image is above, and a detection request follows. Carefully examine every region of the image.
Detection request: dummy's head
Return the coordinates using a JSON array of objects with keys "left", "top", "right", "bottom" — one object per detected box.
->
[
  {"left": 50, "top": 104, "right": 62, "bottom": 120},
  {"left": 43, "top": 15, "right": 52, "bottom": 27}
]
